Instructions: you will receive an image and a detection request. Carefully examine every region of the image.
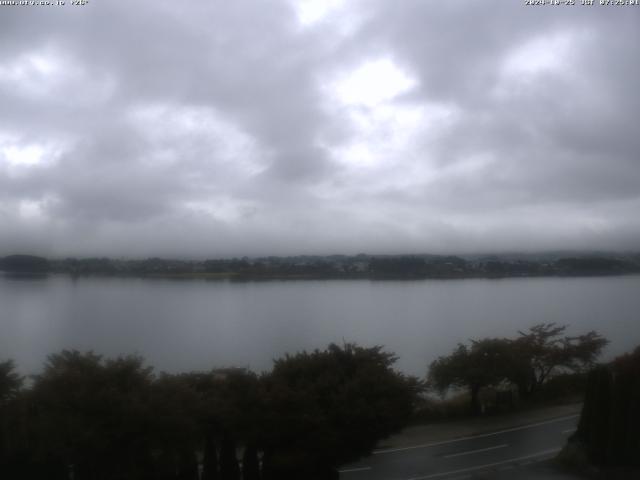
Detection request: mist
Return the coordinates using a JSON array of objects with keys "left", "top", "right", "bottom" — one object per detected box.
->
[{"left": 1, "top": 1, "right": 639, "bottom": 257}]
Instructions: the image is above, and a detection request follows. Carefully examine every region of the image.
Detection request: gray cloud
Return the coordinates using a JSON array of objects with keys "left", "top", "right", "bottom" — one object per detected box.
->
[{"left": 1, "top": 0, "right": 639, "bottom": 257}]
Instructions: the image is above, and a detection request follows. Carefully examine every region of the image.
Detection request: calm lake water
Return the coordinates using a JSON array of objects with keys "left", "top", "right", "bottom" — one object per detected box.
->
[{"left": 1, "top": 274, "right": 639, "bottom": 377}]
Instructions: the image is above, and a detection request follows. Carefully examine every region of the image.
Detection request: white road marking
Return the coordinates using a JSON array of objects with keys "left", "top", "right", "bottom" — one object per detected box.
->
[
  {"left": 338, "top": 466, "right": 371, "bottom": 473},
  {"left": 443, "top": 443, "right": 508, "bottom": 459},
  {"left": 405, "top": 447, "right": 562, "bottom": 480},
  {"left": 374, "top": 414, "right": 579, "bottom": 455},
  {"left": 562, "top": 428, "right": 576, "bottom": 434}
]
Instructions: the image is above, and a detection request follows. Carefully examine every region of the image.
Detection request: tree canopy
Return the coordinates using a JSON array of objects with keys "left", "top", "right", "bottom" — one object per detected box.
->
[
  {"left": 0, "top": 344, "right": 420, "bottom": 480},
  {"left": 0, "top": 360, "right": 22, "bottom": 404},
  {"left": 428, "top": 338, "right": 514, "bottom": 415},
  {"left": 571, "top": 345, "right": 640, "bottom": 467},
  {"left": 512, "top": 323, "right": 608, "bottom": 397},
  {"left": 428, "top": 324, "right": 608, "bottom": 414},
  {"left": 261, "top": 343, "right": 420, "bottom": 477}
]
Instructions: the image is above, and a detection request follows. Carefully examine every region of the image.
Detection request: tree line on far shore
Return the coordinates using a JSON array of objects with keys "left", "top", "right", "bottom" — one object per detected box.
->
[{"left": 2, "top": 252, "right": 639, "bottom": 280}]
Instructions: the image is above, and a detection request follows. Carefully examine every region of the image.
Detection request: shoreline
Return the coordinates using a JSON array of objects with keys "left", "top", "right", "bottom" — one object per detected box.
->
[{"left": 3, "top": 270, "right": 640, "bottom": 282}]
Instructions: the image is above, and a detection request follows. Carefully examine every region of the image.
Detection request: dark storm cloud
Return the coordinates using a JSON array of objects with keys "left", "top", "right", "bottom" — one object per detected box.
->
[{"left": 0, "top": 0, "right": 639, "bottom": 257}]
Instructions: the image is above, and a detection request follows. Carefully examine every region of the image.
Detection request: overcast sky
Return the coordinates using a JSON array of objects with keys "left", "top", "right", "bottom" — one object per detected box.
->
[{"left": 0, "top": 0, "right": 639, "bottom": 258}]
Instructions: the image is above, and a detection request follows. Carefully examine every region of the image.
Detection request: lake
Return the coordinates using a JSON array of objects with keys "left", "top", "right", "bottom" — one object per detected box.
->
[{"left": 1, "top": 274, "right": 639, "bottom": 377}]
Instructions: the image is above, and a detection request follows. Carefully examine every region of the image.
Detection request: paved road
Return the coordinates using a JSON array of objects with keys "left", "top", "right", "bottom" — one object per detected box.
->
[{"left": 339, "top": 414, "right": 579, "bottom": 480}]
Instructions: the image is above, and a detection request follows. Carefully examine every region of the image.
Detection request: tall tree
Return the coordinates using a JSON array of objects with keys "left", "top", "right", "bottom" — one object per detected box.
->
[
  {"left": 428, "top": 325, "right": 609, "bottom": 413},
  {"left": 261, "top": 343, "right": 420, "bottom": 478},
  {"left": 513, "top": 323, "right": 608, "bottom": 397},
  {"left": 572, "top": 345, "right": 640, "bottom": 467},
  {"left": 428, "top": 338, "right": 513, "bottom": 415},
  {"left": 0, "top": 360, "right": 22, "bottom": 404},
  {"left": 219, "top": 432, "right": 240, "bottom": 480},
  {"left": 29, "top": 351, "right": 157, "bottom": 479},
  {"left": 201, "top": 433, "right": 219, "bottom": 480},
  {"left": 242, "top": 444, "right": 260, "bottom": 480},
  {"left": 0, "top": 360, "right": 25, "bottom": 478}
]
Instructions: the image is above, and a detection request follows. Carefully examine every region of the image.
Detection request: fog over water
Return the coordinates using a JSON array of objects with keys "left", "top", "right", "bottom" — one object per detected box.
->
[{"left": 2, "top": 274, "right": 639, "bottom": 377}]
